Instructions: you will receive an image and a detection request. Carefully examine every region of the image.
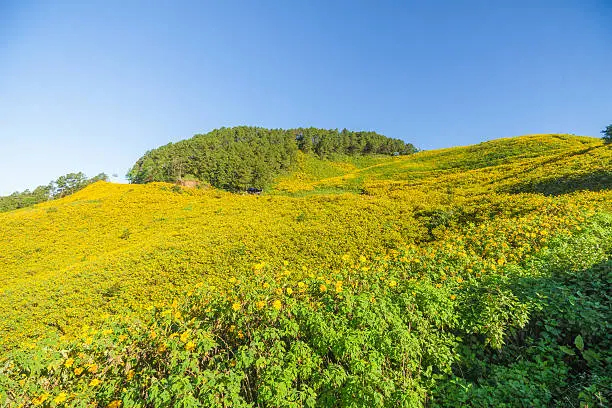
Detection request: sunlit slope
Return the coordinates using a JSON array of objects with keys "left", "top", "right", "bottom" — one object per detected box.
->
[
  {"left": 0, "top": 183, "right": 429, "bottom": 349},
  {"left": 272, "top": 134, "right": 610, "bottom": 196},
  {"left": 0, "top": 134, "right": 610, "bottom": 351}
]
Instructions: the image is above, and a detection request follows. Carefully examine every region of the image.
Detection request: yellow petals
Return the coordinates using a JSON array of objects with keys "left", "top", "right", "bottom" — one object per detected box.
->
[
  {"left": 334, "top": 281, "right": 343, "bottom": 293},
  {"left": 272, "top": 299, "right": 282, "bottom": 310},
  {"left": 185, "top": 341, "right": 196, "bottom": 351},
  {"left": 32, "top": 393, "right": 50, "bottom": 406},
  {"left": 74, "top": 367, "right": 84, "bottom": 376},
  {"left": 232, "top": 302, "right": 241, "bottom": 311},
  {"left": 319, "top": 284, "right": 327, "bottom": 293},
  {"left": 64, "top": 357, "right": 74, "bottom": 368},
  {"left": 53, "top": 393, "right": 67, "bottom": 404},
  {"left": 107, "top": 400, "right": 122, "bottom": 408},
  {"left": 256, "top": 300, "right": 266, "bottom": 310},
  {"left": 89, "top": 378, "right": 101, "bottom": 387}
]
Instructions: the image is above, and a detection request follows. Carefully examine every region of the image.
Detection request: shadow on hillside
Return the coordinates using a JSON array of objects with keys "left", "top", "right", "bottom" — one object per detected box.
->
[
  {"left": 441, "top": 258, "right": 612, "bottom": 406},
  {"left": 506, "top": 169, "right": 612, "bottom": 196},
  {"left": 488, "top": 145, "right": 602, "bottom": 189}
]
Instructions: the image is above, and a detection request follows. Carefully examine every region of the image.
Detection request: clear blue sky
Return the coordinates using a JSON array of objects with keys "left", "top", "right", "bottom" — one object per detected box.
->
[{"left": 1, "top": 0, "right": 610, "bottom": 194}]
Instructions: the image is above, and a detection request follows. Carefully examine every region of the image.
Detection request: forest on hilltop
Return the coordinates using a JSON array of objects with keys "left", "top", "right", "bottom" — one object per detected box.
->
[
  {"left": 126, "top": 127, "right": 417, "bottom": 191},
  {"left": 0, "top": 172, "right": 108, "bottom": 213}
]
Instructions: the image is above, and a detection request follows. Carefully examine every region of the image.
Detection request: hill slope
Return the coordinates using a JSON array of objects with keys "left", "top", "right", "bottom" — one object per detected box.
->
[
  {"left": 1, "top": 134, "right": 609, "bottom": 348},
  {"left": 1, "top": 134, "right": 611, "bottom": 407}
]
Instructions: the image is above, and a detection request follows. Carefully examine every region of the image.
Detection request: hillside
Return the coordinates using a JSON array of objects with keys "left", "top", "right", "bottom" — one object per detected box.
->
[
  {"left": 1, "top": 134, "right": 611, "bottom": 407},
  {"left": 126, "top": 127, "right": 417, "bottom": 191}
]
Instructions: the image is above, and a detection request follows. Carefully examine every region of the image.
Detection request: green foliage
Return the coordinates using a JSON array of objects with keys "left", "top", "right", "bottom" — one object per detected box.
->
[
  {"left": 126, "top": 127, "right": 416, "bottom": 191},
  {"left": 1, "top": 214, "right": 610, "bottom": 407},
  {"left": 0, "top": 172, "right": 108, "bottom": 213},
  {"left": 601, "top": 124, "right": 612, "bottom": 143},
  {"left": 433, "top": 216, "right": 612, "bottom": 407}
]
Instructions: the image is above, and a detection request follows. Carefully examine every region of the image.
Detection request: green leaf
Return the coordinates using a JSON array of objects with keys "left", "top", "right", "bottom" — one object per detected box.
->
[
  {"left": 574, "top": 335, "right": 584, "bottom": 351},
  {"left": 559, "top": 345, "right": 576, "bottom": 356}
]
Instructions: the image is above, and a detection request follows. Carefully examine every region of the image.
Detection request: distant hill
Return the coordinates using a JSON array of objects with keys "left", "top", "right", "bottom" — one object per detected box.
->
[{"left": 126, "top": 126, "right": 417, "bottom": 191}]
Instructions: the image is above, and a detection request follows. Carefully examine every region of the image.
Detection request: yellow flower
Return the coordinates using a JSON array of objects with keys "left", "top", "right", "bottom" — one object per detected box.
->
[
  {"left": 359, "top": 255, "right": 367, "bottom": 263},
  {"left": 64, "top": 357, "right": 74, "bottom": 368},
  {"left": 107, "top": 400, "right": 122, "bottom": 408},
  {"left": 74, "top": 367, "right": 84, "bottom": 375},
  {"left": 341, "top": 254, "right": 350, "bottom": 261},
  {"left": 450, "top": 294, "right": 457, "bottom": 300},
  {"left": 228, "top": 277, "right": 237, "bottom": 284},
  {"left": 456, "top": 277, "right": 464, "bottom": 283},
  {"left": 335, "top": 281, "right": 343, "bottom": 293},
  {"left": 180, "top": 330, "right": 190, "bottom": 343},
  {"left": 263, "top": 282, "right": 270, "bottom": 289},
  {"left": 319, "top": 284, "right": 327, "bottom": 292},
  {"left": 275, "top": 288, "right": 283, "bottom": 295},
  {"left": 232, "top": 302, "right": 241, "bottom": 311},
  {"left": 53, "top": 393, "right": 67, "bottom": 404},
  {"left": 286, "top": 287, "right": 293, "bottom": 295},
  {"left": 256, "top": 300, "right": 266, "bottom": 310},
  {"left": 185, "top": 341, "right": 196, "bottom": 351},
  {"left": 87, "top": 363, "right": 98, "bottom": 373},
  {"left": 126, "top": 369, "right": 135, "bottom": 380},
  {"left": 435, "top": 283, "right": 442, "bottom": 288},
  {"left": 89, "top": 378, "right": 101, "bottom": 387},
  {"left": 388, "top": 280, "right": 397, "bottom": 288},
  {"left": 297, "top": 281, "right": 305, "bottom": 289},
  {"left": 157, "top": 343, "right": 167, "bottom": 353},
  {"left": 272, "top": 299, "right": 282, "bottom": 310},
  {"left": 32, "top": 393, "right": 50, "bottom": 406}
]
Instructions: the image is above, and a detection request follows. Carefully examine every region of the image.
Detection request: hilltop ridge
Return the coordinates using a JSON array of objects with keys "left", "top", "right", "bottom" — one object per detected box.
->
[{"left": 126, "top": 126, "right": 417, "bottom": 191}]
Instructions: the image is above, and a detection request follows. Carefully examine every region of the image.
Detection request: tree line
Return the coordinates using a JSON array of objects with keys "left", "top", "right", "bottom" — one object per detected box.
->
[
  {"left": 0, "top": 172, "right": 108, "bottom": 213},
  {"left": 127, "top": 126, "right": 417, "bottom": 191}
]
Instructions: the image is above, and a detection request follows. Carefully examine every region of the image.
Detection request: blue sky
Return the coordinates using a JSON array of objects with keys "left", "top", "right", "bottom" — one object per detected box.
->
[{"left": 1, "top": 0, "right": 610, "bottom": 194}]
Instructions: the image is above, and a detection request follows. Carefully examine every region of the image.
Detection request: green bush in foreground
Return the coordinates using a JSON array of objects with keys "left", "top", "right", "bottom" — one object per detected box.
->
[{"left": 1, "top": 214, "right": 610, "bottom": 407}]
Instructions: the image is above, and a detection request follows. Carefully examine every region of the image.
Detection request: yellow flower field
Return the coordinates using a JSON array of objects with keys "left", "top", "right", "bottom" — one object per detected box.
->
[{"left": 0, "top": 134, "right": 610, "bottom": 358}]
